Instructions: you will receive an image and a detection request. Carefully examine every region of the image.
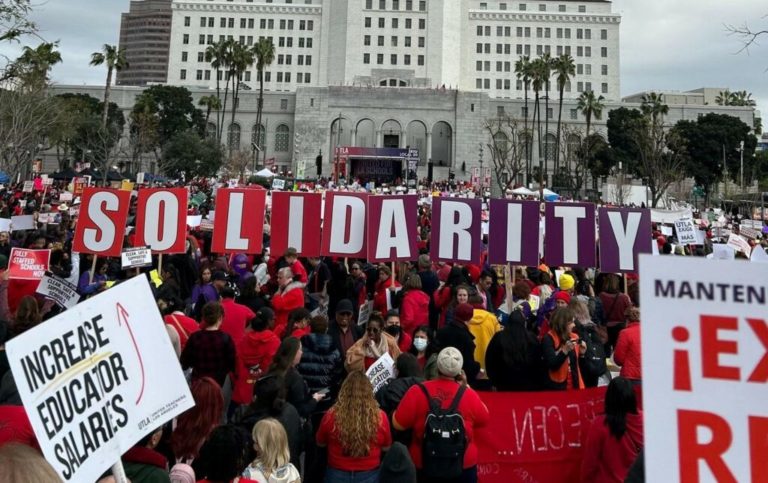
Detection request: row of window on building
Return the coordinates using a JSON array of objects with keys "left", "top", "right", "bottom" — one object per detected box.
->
[
  {"left": 364, "top": 17, "right": 427, "bottom": 29},
  {"left": 223, "top": 123, "right": 291, "bottom": 152},
  {"left": 364, "top": 0, "right": 427, "bottom": 11},
  {"left": 363, "top": 35, "right": 425, "bottom": 47},
  {"left": 476, "top": 43, "right": 609, "bottom": 58},
  {"left": 363, "top": 53, "right": 425, "bottom": 66},
  {"left": 180, "top": 69, "right": 312, "bottom": 84},
  {"left": 476, "top": 60, "right": 609, "bottom": 76},
  {"left": 477, "top": 3, "right": 589, "bottom": 13},
  {"left": 184, "top": 16, "right": 315, "bottom": 31},
  {"left": 477, "top": 26, "right": 608, "bottom": 40},
  {"left": 477, "top": 77, "right": 608, "bottom": 94},
  {"left": 182, "top": 34, "right": 314, "bottom": 48}
]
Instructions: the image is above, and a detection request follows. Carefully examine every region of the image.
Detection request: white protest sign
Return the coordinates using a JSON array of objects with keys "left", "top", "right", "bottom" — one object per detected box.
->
[
  {"left": 385, "top": 287, "right": 401, "bottom": 311},
  {"left": 36, "top": 273, "right": 80, "bottom": 309},
  {"left": 23, "top": 180, "right": 34, "bottom": 192},
  {"left": 739, "top": 226, "right": 761, "bottom": 239},
  {"left": 186, "top": 215, "right": 202, "bottom": 228},
  {"left": 660, "top": 225, "right": 673, "bottom": 236},
  {"left": 727, "top": 233, "right": 752, "bottom": 257},
  {"left": 750, "top": 244, "right": 768, "bottom": 264},
  {"left": 60, "top": 192, "right": 74, "bottom": 202},
  {"left": 358, "top": 300, "right": 373, "bottom": 326},
  {"left": 740, "top": 219, "right": 762, "bottom": 230},
  {"left": 0, "top": 218, "right": 10, "bottom": 232},
  {"left": 5, "top": 276, "right": 194, "bottom": 483},
  {"left": 711, "top": 243, "right": 736, "bottom": 261},
  {"left": 11, "top": 214, "right": 35, "bottom": 231},
  {"left": 136, "top": 172, "right": 145, "bottom": 184},
  {"left": 674, "top": 217, "right": 698, "bottom": 244},
  {"left": 121, "top": 246, "right": 152, "bottom": 269},
  {"left": 639, "top": 256, "right": 768, "bottom": 483},
  {"left": 272, "top": 178, "right": 286, "bottom": 190},
  {"left": 365, "top": 352, "right": 395, "bottom": 393}
]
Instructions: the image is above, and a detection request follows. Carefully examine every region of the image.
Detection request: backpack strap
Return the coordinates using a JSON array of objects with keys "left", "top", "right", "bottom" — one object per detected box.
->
[
  {"left": 417, "top": 382, "right": 439, "bottom": 413},
  {"left": 447, "top": 384, "right": 466, "bottom": 413}
]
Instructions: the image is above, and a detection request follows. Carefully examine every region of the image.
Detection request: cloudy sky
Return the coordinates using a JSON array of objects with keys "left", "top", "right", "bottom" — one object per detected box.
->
[{"left": 2, "top": 0, "right": 767, "bottom": 118}]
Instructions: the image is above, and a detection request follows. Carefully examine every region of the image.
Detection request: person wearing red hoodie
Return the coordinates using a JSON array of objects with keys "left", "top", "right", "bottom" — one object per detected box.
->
[
  {"left": 271, "top": 267, "right": 305, "bottom": 338},
  {"left": 613, "top": 306, "right": 642, "bottom": 407},
  {"left": 232, "top": 307, "right": 281, "bottom": 405},
  {"left": 398, "top": 274, "right": 429, "bottom": 338},
  {"left": 580, "top": 377, "right": 643, "bottom": 483},
  {"left": 284, "top": 247, "right": 308, "bottom": 284},
  {"left": 219, "top": 286, "right": 255, "bottom": 346},
  {"left": 372, "top": 265, "right": 400, "bottom": 314}
]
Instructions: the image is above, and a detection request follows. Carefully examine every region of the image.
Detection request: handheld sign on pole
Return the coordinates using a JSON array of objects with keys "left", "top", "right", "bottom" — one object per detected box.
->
[
  {"left": 8, "top": 247, "right": 50, "bottom": 280},
  {"left": 673, "top": 217, "right": 699, "bottom": 245},
  {"left": 36, "top": 272, "right": 80, "bottom": 309},
  {"left": 121, "top": 246, "right": 153, "bottom": 269},
  {"left": 5, "top": 276, "right": 194, "bottom": 483},
  {"left": 357, "top": 301, "right": 373, "bottom": 326},
  {"left": 639, "top": 256, "right": 768, "bottom": 483}
]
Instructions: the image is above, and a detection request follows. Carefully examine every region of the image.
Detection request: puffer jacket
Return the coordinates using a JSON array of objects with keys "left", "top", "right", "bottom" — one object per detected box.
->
[
  {"left": 297, "top": 332, "right": 343, "bottom": 394},
  {"left": 614, "top": 321, "right": 642, "bottom": 380},
  {"left": 375, "top": 376, "right": 424, "bottom": 416}
]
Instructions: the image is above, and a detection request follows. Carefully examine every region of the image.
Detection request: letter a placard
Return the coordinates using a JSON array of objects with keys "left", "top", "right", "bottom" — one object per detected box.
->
[{"left": 367, "top": 195, "right": 419, "bottom": 262}]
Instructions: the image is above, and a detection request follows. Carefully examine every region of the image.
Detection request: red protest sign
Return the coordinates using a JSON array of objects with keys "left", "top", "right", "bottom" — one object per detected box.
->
[
  {"left": 134, "top": 188, "right": 189, "bottom": 254},
  {"left": 270, "top": 192, "right": 322, "bottom": 258},
  {"left": 8, "top": 248, "right": 50, "bottom": 280},
  {"left": 211, "top": 188, "right": 266, "bottom": 254},
  {"left": 72, "top": 188, "right": 131, "bottom": 257}
]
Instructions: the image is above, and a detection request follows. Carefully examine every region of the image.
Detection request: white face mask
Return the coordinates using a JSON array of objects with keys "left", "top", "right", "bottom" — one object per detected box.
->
[{"left": 413, "top": 337, "right": 428, "bottom": 352}]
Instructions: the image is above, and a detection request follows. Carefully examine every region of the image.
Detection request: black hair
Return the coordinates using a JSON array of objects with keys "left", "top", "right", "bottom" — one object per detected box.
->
[
  {"left": 285, "top": 307, "right": 311, "bottom": 336},
  {"left": 220, "top": 286, "right": 236, "bottom": 299},
  {"left": 395, "top": 352, "right": 423, "bottom": 379},
  {"left": 248, "top": 374, "right": 287, "bottom": 415},
  {"left": 268, "top": 337, "right": 301, "bottom": 377},
  {"left": 250, "top": 307, "right": 274, "bottom": 331},
  {"left": 498, "top": 311, "right": 538, "bottom": 366},
  {"left": 409, "top": 325, "right": 438, "bottom": 358},
  {"left": 195, "top": 425, "right": 252, "bottom": 482},
  {"left": 604, "top": 377, "right": 639, "bottom": 439}
]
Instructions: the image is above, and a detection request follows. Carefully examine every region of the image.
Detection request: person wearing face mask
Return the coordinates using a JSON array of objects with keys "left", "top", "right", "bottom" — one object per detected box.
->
[
  {"left": 345, "top": 314, "right": 401, "bottom": 372},
  {"left": 384, "top": 310, "right": 412, "bottom": 353},
  {"left": 408, "top": 325, "right": 438, "bottom": 380}
]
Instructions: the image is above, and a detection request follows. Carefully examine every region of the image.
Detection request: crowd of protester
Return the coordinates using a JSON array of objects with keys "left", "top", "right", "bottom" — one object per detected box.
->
[{"left": 0, "top": 176, "right": 764, "bottom": 483}]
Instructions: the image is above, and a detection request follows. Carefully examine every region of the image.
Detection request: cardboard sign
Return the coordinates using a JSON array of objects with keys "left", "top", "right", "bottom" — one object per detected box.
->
[
  {"left": 674, "top": 217, "right": 699, "bottom": 245},
  {"left": 366, "top": 195, "right": 419, "bottom": 262},
  {"left": 365, "top": 352, "right": 395, "bottom": 393},
  {"left": 10, "top": 214, "right": 35, "bottom": 231},
  {"left": 272, "top": 178, "right": 286, "bottom": 190},
  {"left": 36, "top": 273, "right": 80, "bottom": 309},
  {"left": 750, "top": 245, "right": 768, "bottom": 264},
  {"left": 639, "top": 256, "right": 768, "bottom": 483},
  {"left": 8, "top": 248, "right": 50, "bottom": 280},
  {"left": 72, "top": 188, "right": 131, "bottom": 257},
  {"left": 5, "top": 276, "right": 194, "bottom": 483},
  {"left": 321, "top": 192, "right": 368, "bottom": 258},
  {"left": 0, "top": 218, "right": 10, "bottom": 232},
  {"left": 186, "top": 215, "right": 202, "bottom": 228},
  {"left": 487, "top": 199, "right": 540, "bottom": 267},
  {"left": 739, "top": 226, "right": 761, "bottom": 239},
  {"left": 270, "top": 192, "right": 323, "bottom": 258},
  {"left": 727, "top": 233, "right": 752, "bottom": 257},
  {"left": 22, "top": 180, "right": 34, "bottom": 192},
  {"left": 358, "top": 300, "right": 373, "bottom": 326},
  {"left": 121, "top": 246, "right": 152, "bottom": 269}
]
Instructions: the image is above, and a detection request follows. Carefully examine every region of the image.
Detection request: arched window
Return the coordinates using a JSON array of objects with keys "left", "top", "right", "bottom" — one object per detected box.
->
[
  {"left": 206, "top": 122, "right": 217, "bottom": 139},
  {"left": 275, "top": 124, "right": 290, "bottom": 152},
  {"left": 251, "top": 124, "right": 265, "bottom": 148},
  {"left": 543, "top": 133, "right": 557, "bottom": 162},
  {"left": 227, "top": 123, "right": 241, "bottom": 150},
  {"left": 492, "top": 132, "right": 508, "bottom": 155}
]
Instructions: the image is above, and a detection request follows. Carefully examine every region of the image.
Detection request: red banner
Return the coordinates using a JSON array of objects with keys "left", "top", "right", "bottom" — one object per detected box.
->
[
  {"left": 476, "top": 387, "right": 606, "bottom": 483},
  {"left": 8, "top": 248, "right": 50, "bottom": 280}
]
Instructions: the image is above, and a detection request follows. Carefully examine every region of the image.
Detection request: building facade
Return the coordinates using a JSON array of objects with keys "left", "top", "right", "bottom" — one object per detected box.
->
[
  {"left": 117, "top": 0, "right": 173, "bottom": 86},
  {"left": 163, "top": 0, "right": 621, "bottom": 100}
]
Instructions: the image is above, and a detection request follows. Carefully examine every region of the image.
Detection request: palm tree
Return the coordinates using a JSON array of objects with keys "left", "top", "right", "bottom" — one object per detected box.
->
[
  {"left": 89, "top": 44, "right": 129, "bottom": 129},
  {"left": 16, "top": 42, "right": 62, "bottom": 89},
  {"left": 252, "top": 37, "right": 275, "bottom": 166},
  {"left": 553, "top": 54, "right": 575, "bottom": 174},
  {"left": 715, "top": 89, "right": 735, "bottom": 106},
  {"left": 217, "top": 38, "right": 236, "bottom": 143},
  {"left": 515, "top": 56, "right": 532, "bottom": 184},
  {"left": 228, "top": 42, "right": 255, "bottom": 159},
  {"left": 198, "top": 95, "right": 221, "bottom": 132},
  {"left": 732, "top": 90, "right": 756, "bottom": 107},
  {"left": 640, "top": 92, "right": 669, "bottom": 124},
  {"left": 576, "top": 90, "right": 605, "bottom": 196},
  {"left": 205, "top": 40, "right": 228, "bottom": 142},
  {"left": 528, "top": 57, "right": 549, "bottom": 197},
  {"left": 539, "top": 53, "right": 553, "bottom": 189}
]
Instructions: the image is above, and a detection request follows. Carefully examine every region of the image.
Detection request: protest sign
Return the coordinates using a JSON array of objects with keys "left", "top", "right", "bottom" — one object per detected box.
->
[
  {"left": 272, "top": 178, "right": 286, "bottom": 190},
  {"left": 487, "top": 199, "right": 539, "bottom": 266},
  {"left": 8, "top": 248, "right": 50, "bottom": 280},
  {"left": 22, "top": 180, "right": 34, "bottom": 192},
  {"left": 321, "top": 192, "right": 368, "bottom": 258},
  {"left": 358, "top": 300, "right": 373, "bottom": 326},
  {"left": 72, "top": 188, "right": 131, "bottom": 257},
  {"left": 598, "top": 207, "right": 652, "bottom": 273},
  {"left": 544, "top": 202, "right": 596, "bottom": 267},
  {"left": 367, "top": 195, "right": 419, "bottom": 262},
  {"left": 660, "top": 225, "right": 674, "bottom": 236},
  {"left": 750, "top": 245, "right": 768, "bottom": 264},
  {"left": 430, "top": 197, "right": 482, "bottom": 264},
  {"left": 5, "top": 276, "right": 194, "bottom": 483},
  {"left": 365, "top": 353, "right": 395, "bottom": 393},
  {"left": 136, "top": 172, "right": 146, "bottom": 184},
  {"left": 121, "top": 246, "right": 152, "bottom": 269},
  {"left": 10, "top": 214, "right": 35, "bottom": 231},
  {"left": 270, "top": 192, "right": 322, "bottom": 257},
  {"left": 740, "top": 219, "right": 762, "bottom": 230},
  {"left": 0, "top": 218, "right": 10, "bottom": 232},
  {"left": 186, "top": 215, "right": 202, "bottom": 228},
  {"left": 739, "top": 226, "right": 761, "bottom": 239},
  {"left": 639, "top": 256, "right": 768, "bottom": 483},
  {"left": 36, "top": 273, "right": 80, "bottom": 309},
  {"left": 710, "top": 243, "right": 736, "bottom": 260},
  {"left": 476, "top": 387, "right": 605, "bottom": 483},
  {"left": 134, "top": 188, "right": 188, "bottom": 253},
  {"left": 60, "top": 191, "right": 73, "bottom": 202},
  {"left": 727, "top": 233, "right": 752, "bottom": 257},
  {"left": 199, "top": 219, "right": 214, "bottom": 231},
  {"left": 212, "top": 188, "right": 267, "bottom": 254},
  {"left": 674, "top": 217, "right": 699, "bottom": 244}
]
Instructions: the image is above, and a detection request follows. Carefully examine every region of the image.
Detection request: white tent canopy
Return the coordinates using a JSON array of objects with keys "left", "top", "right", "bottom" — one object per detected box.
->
[
  {"left": 509, "top": 187, "right": 536, "bottom": 196},
  {"left": 255, "top": 168, "right": 276, "bottom": 178}
]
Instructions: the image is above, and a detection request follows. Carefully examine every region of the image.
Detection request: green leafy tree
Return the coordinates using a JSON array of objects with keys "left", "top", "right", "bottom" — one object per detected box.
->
[
  {"left": 606, "top": 107, "right": 645, "bottom": 173},
  {"left": 131, "top": 85, "right": 205, "bottom": 150},
  {"left": 0, "top": 1, "right": 38, "bottom": 82},
  {"left": 252, "top": 37, "right": 275, "bottom": 166},
  {"left": 228, "top": 42, "right": 254, "bottom": 159},
  {"left": 161, "top": 130, "right": 223, "bottom": 178},
  {"left": 198, "top": 95, "right": 221, "bottom": 129},
  {"left": 89, "top": 44, "right": 129, "bottom": 128},
  {"left": 576, "top": 90, "right": 605, "bottom": 196},
  {"left": 14, "top": 41, "right": 61, "bottom": 89}
]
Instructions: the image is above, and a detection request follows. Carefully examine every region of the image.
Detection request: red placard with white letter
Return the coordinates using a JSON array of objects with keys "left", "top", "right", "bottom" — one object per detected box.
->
[
  {"left": 321, "top": 192, "right": 368, "bottom": 258},
  {"left": 211, "top": 188, "right": 266, "bottom": 254},
  {"left": 134, "top": 188, "right": 189, "bottom": 254},
  {"left": 72, "top": 188, "right": 131, "bottom": 257},
  {"left": 270, "top": 192, "right": 322, "bottom": 257},
  {"left": 367, "top": 195, "right": 419, "bottom": 262}
]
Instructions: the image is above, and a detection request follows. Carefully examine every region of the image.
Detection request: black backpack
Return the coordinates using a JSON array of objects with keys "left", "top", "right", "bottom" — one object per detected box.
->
[
  {"left": 417, "top": 383, "right": 467, "bottom": 479},
  {"left": 578, "top": 325, "right": 608, "bottom": 387}
]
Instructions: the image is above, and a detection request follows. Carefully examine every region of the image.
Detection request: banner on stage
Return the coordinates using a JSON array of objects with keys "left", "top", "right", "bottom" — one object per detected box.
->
[
  {"left": 639, "top": 256, "right": 768, "bottom": 483},
  {"left": 5, "top": 277, "right": 194, "bottom": 483},
  {"left": 8, "top": 247, "right": 50, "bottom": 280}
]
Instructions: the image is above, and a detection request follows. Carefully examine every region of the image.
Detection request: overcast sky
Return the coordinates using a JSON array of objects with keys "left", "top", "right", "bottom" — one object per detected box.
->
[{"left": 2, "top": 0, "right": 767, "bottom": 120}]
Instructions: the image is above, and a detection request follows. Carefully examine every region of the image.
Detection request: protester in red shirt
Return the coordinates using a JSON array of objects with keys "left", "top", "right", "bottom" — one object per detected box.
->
[
  {"left": 283, "top": 247, "right": 308, "bottom": 284},
  {"left": 163, "top": 303, "right": 200, "bottom": 351},
  {"left": 316, "top": 371, "right": 392, "bottom": 481},
  {"left": 232, "top": 308, "right": 281, "bottom": 406},
  {"left": 383, "top": 309, "right": 412, "bottom": 353},
  {"left": 580, "top": 377, "right": 644, "bottom": 483},
  {"left": 398, "top": 273, "right": 430, "bottom": 337},
  {"left": 392, "top": 347, "right": 490, "bottom": 480},
  {"left": 372, "top": 265, "right": 400, "bottom": 314},
  {"left": 218, "top": 287, "right": 255, "bottom": 346},
  {"left": 285, "top": 307, "right": 312, "bottom": 339},
  {"left": 0, "top": 405, "right": 37, "bottom": 449},
  {"left": 613, "top": 307, "right": 642, "bottom": 382},
  {"left": 271, "top": 267, "right": 305, "bottom": 338}
]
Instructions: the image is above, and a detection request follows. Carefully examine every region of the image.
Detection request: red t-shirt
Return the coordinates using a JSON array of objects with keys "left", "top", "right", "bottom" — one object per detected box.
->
[
  {"left": 0, "top": 405, "right": 38, "bottom": 449},
  {"left": 164, "top": 312, "right": 200, "bottom": 350},
  {"left": 393, "top": 379, "right": 490, "bottom": 469},
  {"left": 220, "top": 298, "right": 256, "bottom": 346},
  {"left": 316, "top": 408, "right": 392, "bottom": 471}
]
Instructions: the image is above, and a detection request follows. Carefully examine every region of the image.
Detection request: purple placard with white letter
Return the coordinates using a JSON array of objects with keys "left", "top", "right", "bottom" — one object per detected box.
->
[
  {"left": 487, "top": 199, "right": 540, "bottom": 266},
  {"left": 598, "top": 207, "right": 652, "bottom": 273},
  {"left": 367, "top": 195, "right": 419, "bottom": 262},
  {"left": 430, "top": 197, "right": 482, "bottom": 264},
  {"left": 544, "top": 202, "right": 596, "bottom": 267}
]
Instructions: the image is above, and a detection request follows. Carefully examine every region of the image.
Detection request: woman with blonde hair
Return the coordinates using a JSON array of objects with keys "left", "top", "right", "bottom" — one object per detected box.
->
[
  {"left": 316, "top": 371, "right": 392, "bottom": 483},
  {"left": 242, "top": 418, "right": 301, "bottom": 483}
]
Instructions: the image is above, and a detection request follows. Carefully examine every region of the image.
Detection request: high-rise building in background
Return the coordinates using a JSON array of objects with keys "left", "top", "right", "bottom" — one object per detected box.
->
[
  {"left": 117, "top": 0, "right": 173, "bottom": 86},
  {"left": 165, "top": 0, "right": 621, "bottom": 100}
]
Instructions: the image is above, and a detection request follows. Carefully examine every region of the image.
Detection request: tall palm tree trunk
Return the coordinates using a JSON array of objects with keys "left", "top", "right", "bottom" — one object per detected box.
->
[
  {"left": 101, "top": 67, "right": 113, "bottom": 129},
  {"left": 523, "top": 84, "right": 529, "bottom": 186},
  {"left": 555, "top": 83, "right": 565, "bottom": 177},
  {"left": 219, "top": 71, "right": 231, "bottom": 144},
  {"left": 544, "top": 82, "right": 550, "bottom": 189},
  {"left": 255, "top": 69, "right": 265, "bottom": 168},
  {"left": 229, "top": 73, "right": 241, "bottom": 162},
  {"left": 534, "top": 91, "right": 542, "bottom": 198}
]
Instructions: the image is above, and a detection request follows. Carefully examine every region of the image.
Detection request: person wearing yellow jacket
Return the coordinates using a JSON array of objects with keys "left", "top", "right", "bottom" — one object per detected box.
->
[{"left": 467, "top": 294, "right": 502, "bottom": 369}]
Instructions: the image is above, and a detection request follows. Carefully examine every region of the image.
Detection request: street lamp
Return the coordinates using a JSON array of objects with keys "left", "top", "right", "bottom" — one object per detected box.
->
[{"left": 738, "top": 140, "right": 745, "bottom": 193}]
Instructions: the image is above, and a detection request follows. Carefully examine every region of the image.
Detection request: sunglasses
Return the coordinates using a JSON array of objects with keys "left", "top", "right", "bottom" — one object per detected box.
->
[{"left": 367, "top": 327, "right": 380, "bottom": 333}]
